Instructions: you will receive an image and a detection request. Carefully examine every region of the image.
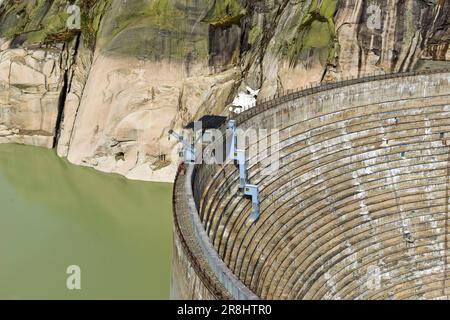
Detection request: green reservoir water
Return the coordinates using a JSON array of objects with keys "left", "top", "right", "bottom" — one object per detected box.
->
[{"left": 0, "top": 144, "right": 173, "bottom": 299}]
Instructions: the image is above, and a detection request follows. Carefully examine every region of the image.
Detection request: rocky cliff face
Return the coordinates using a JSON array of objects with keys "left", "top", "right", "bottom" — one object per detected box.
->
[
  {"left": 0, "top": 0, "right": 449, "bottom": 182},
  {"left": 60, "top": 0, "right": 240, "bottom": 181},
  {"left": 0, "top": 46, "right": 64, "bottom": 147}
]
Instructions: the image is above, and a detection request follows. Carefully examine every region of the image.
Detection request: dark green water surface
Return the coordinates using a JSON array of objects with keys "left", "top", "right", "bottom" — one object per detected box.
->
[{"left": 0, "top": 144, "right": 173, "bottom": 299}]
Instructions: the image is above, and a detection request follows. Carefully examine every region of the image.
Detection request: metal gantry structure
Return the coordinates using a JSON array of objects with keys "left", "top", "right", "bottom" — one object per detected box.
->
[
  {"left": 228, "top": 120, "right": 260, "bottom": 222},
  {"left": 170, "top": 121, "right": 261, "bottom": 222},
  {"left": 168, "top": 129, "right": 196, "bottom": 163}
]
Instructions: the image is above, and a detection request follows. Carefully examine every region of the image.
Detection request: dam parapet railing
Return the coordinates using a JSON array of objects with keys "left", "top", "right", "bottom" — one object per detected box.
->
[
  {"left": 184, "top": 164, "right": 259, "bottom": 300},
  {"left": 173, "top": 164, "right": 259, "bottom": 300},
  {"left": 172, "top": 169, "right": 232, "bottom": 299},
  {"left": 173, "top": 68, "right": 450, "bottom": 300},
  {"left": 233, "top": 68, "right": 450, "bottom": 126}
]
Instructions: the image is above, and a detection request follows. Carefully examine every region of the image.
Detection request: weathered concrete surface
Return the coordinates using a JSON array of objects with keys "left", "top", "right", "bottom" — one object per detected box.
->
[
  {"left": 184, "top": 71, "right": 450, "bottom": 300},
  {"left": 171, "top": 169, "right": 232, "bottom": 300},
  {"left": 172, "top": 165, "right": 258, "bottom": 300}
]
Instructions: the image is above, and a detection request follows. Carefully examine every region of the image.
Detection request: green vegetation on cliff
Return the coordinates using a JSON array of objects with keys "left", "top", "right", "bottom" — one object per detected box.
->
[
  {"left": 281, "top": 0, "right": 338, "bottom": 65},
  {"left": 105, "top": 0, "right": 186, "bottom": 41},
  {"left": 79, "top": 0, "right": 111, "bottom": 48},
  {"left": 97, "top": 0, "right": 210, "bottom": 61},
  {"left": 0, "top": 0, "right": 110, "bottom": 48},
  {"left": 248, "top": 25, "right": 261, "bottom": 45},
  {"left": 203, "top": 0, "right": 246, "bottom": 28}
]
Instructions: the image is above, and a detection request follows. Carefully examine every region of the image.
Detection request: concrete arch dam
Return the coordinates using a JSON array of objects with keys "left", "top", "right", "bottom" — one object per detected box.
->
[{"left": 171, "top": 70, "right": 450, "bottom": 300}]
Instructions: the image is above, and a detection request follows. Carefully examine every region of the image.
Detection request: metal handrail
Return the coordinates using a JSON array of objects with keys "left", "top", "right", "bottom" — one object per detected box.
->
[{"left": 233, "top": 69, "right": 450, "bottom": 125}]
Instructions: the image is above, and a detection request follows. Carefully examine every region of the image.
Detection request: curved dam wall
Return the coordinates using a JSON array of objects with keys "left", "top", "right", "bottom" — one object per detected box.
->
[{"left": 172, "top": 70, "right": 450, "bottom": 300}]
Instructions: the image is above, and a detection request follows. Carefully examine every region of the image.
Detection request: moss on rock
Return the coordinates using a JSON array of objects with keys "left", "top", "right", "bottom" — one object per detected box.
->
[
  {"left": 203, "top": 0, "right": 246, "bottom": 28},
  {"left": 96, "top": 0, "right": 211, "bottom": 61},
  {"left": 0, "top": 0, "right": 111, "bottom": 48},
  {"left": 248, "top": 25, "right": 261, "bottom": 45},
  {"left": 281, "top": 0, "right": 338, "bottom": 65}
]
